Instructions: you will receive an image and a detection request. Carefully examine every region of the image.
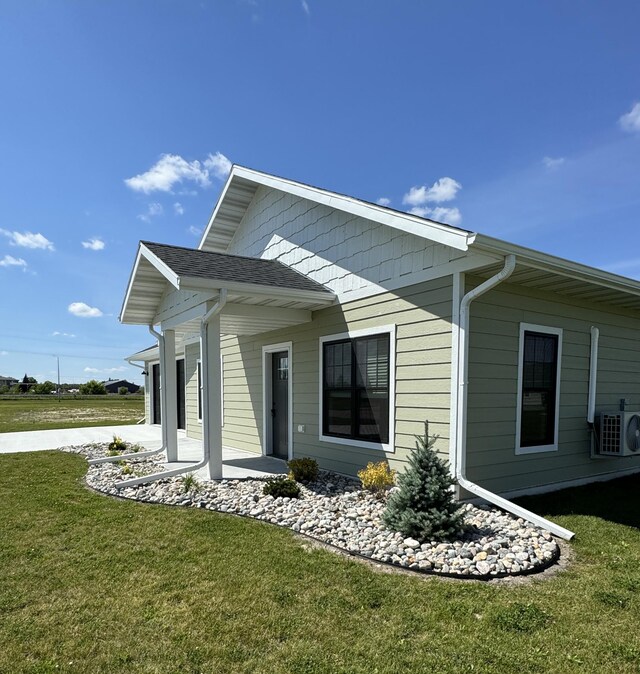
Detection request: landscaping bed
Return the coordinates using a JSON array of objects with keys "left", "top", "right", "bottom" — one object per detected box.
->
[{"left": 69, "top": 443, "right": 559, "bottom": 578}]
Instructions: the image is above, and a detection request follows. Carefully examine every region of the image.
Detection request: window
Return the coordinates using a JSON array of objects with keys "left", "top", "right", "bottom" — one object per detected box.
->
[
  {"left": 516, "top": 323, "right": 562, "bottom": 454},
  {"left": 321, "top": 327, "right": 395, "bottom": 449}
]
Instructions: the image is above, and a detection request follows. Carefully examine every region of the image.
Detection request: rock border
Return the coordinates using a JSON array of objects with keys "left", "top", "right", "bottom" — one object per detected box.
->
[{"left": 66, "top": 444, "right": 563, "bottom": 581}]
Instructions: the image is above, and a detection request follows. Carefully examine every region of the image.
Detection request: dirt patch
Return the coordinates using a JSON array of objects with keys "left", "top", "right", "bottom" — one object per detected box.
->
[{"left": 14, "top": 408, "right": 138, "bottom": 424}]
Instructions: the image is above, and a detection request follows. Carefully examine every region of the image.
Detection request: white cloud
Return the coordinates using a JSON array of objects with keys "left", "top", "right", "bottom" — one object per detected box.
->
[
  {"left": 301, "top": 0, "right": 310, "bottom": 15},
  {"left": 377, "top": 197, "right": 391, "bottom": 206},
  {"left": 83, "top": 366, "right": 100, "bottom": 374},
  {"left": 188, "top": 225, "right": 203, "bottom": 236},
  {"left": 173, "top": 202, "right": 184, "bottom": 216},
  {"left": 0, "top": 229, "right": 54, "bottom": 250},
  {"left": 0, "top": 351, "right": 8, "bottom": 356},
  {"left": 137, "top": 202, "right": 164, "bottom": 222},
  {"left": 81, "top": 237, "right": 105, "bottom": 251},
  {"left": 619, "top": 102, "right": 640, "bottom": 133},
  {"left": 543, "top": 156, "right": 565, "bottom": 170},
  {"left": 402, "top": 177, "right": 462, "bottom": 206},
  {"left": 408, "top": 205, "right": 462, "bottom": 227},
  {"left": 68, "top": 302, "right": 103, "bottom": 318},
  {"left": 0, "top": 254, "right": 27, "bottom": 269},
  {"left": 125, "top": 152, "right": 231, "bottom": 194},
  {"left": 203, "top": 152, "right": 232, "bottom": 180},
  {"left": 52, "top": 331, "right": 76, "bottom": 338}
]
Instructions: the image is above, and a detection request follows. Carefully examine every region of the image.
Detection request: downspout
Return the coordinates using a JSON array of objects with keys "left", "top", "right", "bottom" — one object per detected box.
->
[
  {"left": 115, "top": 290, "right": 228, "bottom": 489},
  {"left": 89, "top": 326, "right": 167, "bottom": 465},
  {"left": 455, "top": 255, "right": 575, "bottom": 541},
  {"left": 587, "top": 326, "right": 599, "bottom": 424},
  {"left": 126, "top": 358, "right": 149, "bottom": 424}
]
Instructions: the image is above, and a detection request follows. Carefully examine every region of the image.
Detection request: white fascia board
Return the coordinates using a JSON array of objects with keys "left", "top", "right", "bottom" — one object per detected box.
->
[
  {"left": 200, "top": 165, "right": 475, "bottom": 253},
  {"left": 473, "top": 234, "right": 640, "bottom": 298},
  {"left": 126, "top": 346, "right": 159, "bottom": 361},
  {"left": 198, "top": 169, "right": 237, "bottom": 251},
  {"left": 139, "top": 243, "right": 181, "bottom": 288},
  {"left": 119, "top": 247, "right": 144, "bottom": 324},
  {"left": 179, "top": 275, "right": 337, "bottom": 304}
]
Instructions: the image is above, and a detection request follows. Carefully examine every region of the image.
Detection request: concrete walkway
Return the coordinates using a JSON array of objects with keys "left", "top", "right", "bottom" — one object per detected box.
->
[{"left": 0, "top": 424, "right": 288, "bottom": 480}]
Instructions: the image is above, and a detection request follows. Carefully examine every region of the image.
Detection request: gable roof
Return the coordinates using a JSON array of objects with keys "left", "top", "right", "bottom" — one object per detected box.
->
[
  {"left": 197, "top": 165, "right": 640, "bottom": 311},
  {"left": 199, "top": 165, "right": 476, "bottom": 254},
  {"left": 141, "top": 241, "right": 329, "bottom": 294}
]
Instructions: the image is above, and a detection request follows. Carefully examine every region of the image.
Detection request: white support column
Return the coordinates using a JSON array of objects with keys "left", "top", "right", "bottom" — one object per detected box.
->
[
  {"left": 202, "top": 313, "right": 223, "bottom": 479},
  {"left": 162, "top": 328, "right": 178, "bottom": 462}
]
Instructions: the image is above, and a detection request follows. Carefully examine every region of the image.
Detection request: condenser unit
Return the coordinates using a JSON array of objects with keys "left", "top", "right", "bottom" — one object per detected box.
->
[{"left": 599, "top": 411, "right": 640, "bottom": 457}]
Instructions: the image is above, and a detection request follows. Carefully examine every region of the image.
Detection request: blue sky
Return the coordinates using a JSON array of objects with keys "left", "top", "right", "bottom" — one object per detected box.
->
[{"left": 1, "top": 1, "right": 639, "bottom": 385}]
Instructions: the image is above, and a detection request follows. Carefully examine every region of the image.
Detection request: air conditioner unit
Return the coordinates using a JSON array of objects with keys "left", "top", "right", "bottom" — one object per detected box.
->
[{"left": 599, "top": 411, "right": 640, "bottom": 457}]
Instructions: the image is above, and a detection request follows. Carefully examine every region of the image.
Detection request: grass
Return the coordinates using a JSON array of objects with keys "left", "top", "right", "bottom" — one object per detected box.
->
[
  {"left": 0, "top": 396, "right": 144, "bottom": 432},
  {"left": 0, "top": 452, "right": 639, "bottom": 674}
]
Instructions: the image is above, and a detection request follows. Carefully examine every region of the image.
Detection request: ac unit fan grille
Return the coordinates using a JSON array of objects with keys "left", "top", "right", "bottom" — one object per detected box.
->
[{"left": 601, "top": 414, "right": 622, "bottom": 455}]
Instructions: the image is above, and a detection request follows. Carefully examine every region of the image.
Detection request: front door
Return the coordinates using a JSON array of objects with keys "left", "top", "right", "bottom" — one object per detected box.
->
[
  {"left": 271, "top": 351, "right": 289, "bottom": 459},
  {"left": 176, "top": 358, "right": 185, "bottom": 430},
  {"left": 152, "top": 363, "right": 161, "bottom": 424}
]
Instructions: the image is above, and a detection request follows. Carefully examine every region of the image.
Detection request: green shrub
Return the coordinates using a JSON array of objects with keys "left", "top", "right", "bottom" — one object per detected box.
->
[
  {"left": 383, "top": 421, "right": 465, "bottom": 542},
  {"left": 358, "top": 461, "right": 396, "bottom": 494},
  {"left": 108, "top": 435, "right": 127, "bottom": 454},
  {"left": 79, "top": 379, "right": 107, "bottom": 395},
  {"left": 287, "top": 457, "right": 319, "bottom": 482},
  {"left": 120, "top": 465, "right": 134, "bottom": 476},
  {"left": 118, "top": 386, "right": 128, "bottom": 395},
  {"left": 182, "top": 473, "right": 201, "bottom": 493},
  {"left": 263, "top": 477, "right": 301, "bottom": 499}
]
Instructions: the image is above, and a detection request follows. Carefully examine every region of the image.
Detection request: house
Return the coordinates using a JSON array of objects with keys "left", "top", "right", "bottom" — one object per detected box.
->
[
  {"left": 121, "top": 165, "right": 640, "bottom": 539},
  {"left": 0, "top": 375, "right": 18, "bottom": 390},
  {"left": 102, "top": 378, "right": 140, "bottom": 394}
]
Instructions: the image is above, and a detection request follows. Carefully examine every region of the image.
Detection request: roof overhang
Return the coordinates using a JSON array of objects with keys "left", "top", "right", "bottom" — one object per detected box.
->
[
  {"left": 199, "top": 165, "right": 476, "bottom": 254},
  {"left": 470, "top": 234, "right": 640, "bottom": 311},
  {"left": 120, "top": 242, "right": 336, "bottom": 329}
]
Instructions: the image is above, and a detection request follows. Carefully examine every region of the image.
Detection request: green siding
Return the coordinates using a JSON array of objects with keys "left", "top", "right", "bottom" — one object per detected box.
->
[
  {"left": 216, "top": 276, "right": 453, "bottom": 475},
  {"left": 466, "top": 276, "right": 640, "bottom": 494}
]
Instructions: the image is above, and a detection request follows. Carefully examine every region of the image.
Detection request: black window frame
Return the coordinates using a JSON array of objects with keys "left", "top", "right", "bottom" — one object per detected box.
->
[
  {"left": 322, "top": 332, "right": 391, "bottom": 445},
  {"left": 519, "top": 329, "right": 560, "bottom": 449}
]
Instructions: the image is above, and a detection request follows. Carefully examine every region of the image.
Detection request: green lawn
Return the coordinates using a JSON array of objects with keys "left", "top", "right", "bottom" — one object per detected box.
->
[
  {"left": 0, "top": 396, "right": 144, "bottom": 433},
  {"left": 0, "top": 452, "right": 639, "bottom": 674}
]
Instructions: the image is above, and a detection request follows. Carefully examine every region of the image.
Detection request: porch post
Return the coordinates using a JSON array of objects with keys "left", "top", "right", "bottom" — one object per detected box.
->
[
  {"left": 202, "top": 312, "right": 223, "bottom": 479},
  {"left": 162, "top": 328, "right": 178, "bottom": 462}
]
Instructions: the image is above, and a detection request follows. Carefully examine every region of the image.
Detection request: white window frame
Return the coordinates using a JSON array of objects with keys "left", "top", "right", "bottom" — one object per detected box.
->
[
  {"left": 515, "top": 322, "right": 563, "bottom": 455},
  {"left": 319, "top": 324, "right": 396, "bottom": 453},
  {"left": 149, "top": 359, "right": 160, "bottom": 426},
  {"left": 262, "top": 342, "right": 293, "bottom": 460},
  {"left": 196, "top": 359, "right": 203, "bottom": 423}
]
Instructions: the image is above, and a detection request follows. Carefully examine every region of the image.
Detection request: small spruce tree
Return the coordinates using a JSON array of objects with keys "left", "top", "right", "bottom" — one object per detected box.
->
[{"left": 383, "top": 421, "right": 466, "bottom": 542}]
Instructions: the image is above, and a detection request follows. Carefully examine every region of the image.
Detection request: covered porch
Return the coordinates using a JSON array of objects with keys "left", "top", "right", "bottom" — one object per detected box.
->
[{"left": 118, "top": 240, "right": 336, "bottom": 484}]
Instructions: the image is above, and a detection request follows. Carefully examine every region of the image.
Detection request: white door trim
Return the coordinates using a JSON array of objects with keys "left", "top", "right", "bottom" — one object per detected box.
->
[{"left": 262, "top": 342, "right": 293, "bottom": 460}]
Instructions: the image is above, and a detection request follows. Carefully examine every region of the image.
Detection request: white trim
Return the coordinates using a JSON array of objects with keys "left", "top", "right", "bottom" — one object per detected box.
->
[
  {"left": 448, "top": 272, "right": 464, "bottom": 475},
  {"left": 220, "top": 353, "right": 224, "bottom": 428},
  {"left": 199, "top": 165, "right": 474, "bottom": 254},
  {"left": 319, "top": 324, "right": 396, "bottom": 453},
  {"left": 261, "top": 342, "right": 293, "bottom": 461},
  {"left": 196, "top": 358, "right": 203, "bottom": 423},
  {"left": 139, "top": 243, "right": 180, "bottom": 288},
  {"left": 515, "top": 322, "right": 563, "bottom": 455}
]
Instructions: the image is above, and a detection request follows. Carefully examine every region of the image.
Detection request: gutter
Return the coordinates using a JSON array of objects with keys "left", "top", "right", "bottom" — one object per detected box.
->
[
  {"left": 454, "top": 255, "right": 575, "bottom": 541},
  {"left": 89, "top": 326, "right": 168, "bottom": 465},
  {"left": 115, "top": 290, "right": 228, "bottom": 489}
]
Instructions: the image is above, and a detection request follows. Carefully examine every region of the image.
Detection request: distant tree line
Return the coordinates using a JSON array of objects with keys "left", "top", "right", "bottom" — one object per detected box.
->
[{"left": 0, "top": 375, "right": 143, "bottom": 395}]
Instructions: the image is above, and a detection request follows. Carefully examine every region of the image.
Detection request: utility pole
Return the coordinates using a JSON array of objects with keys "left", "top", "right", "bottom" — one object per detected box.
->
[{"left": 57, "top": 355, "right": 61, "bottom": 402}]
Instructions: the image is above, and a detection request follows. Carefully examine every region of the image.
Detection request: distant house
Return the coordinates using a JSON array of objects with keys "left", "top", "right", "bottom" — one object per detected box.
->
[
  {"left": 0, "top": 375, "right": 18, "bottom": 389},
  {"left": 102, "top": 379, "right": 140, "bottom": 394}
]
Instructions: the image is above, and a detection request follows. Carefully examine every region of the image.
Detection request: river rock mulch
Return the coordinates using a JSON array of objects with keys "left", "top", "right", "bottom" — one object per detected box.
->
[{"left": 65, "top": 443, "right": 560, "bottom": 578}]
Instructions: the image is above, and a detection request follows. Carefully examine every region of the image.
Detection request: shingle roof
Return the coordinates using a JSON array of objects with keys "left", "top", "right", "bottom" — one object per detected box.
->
[{"left": 141, "top": 241, "right": 331, "bottom": 294}]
